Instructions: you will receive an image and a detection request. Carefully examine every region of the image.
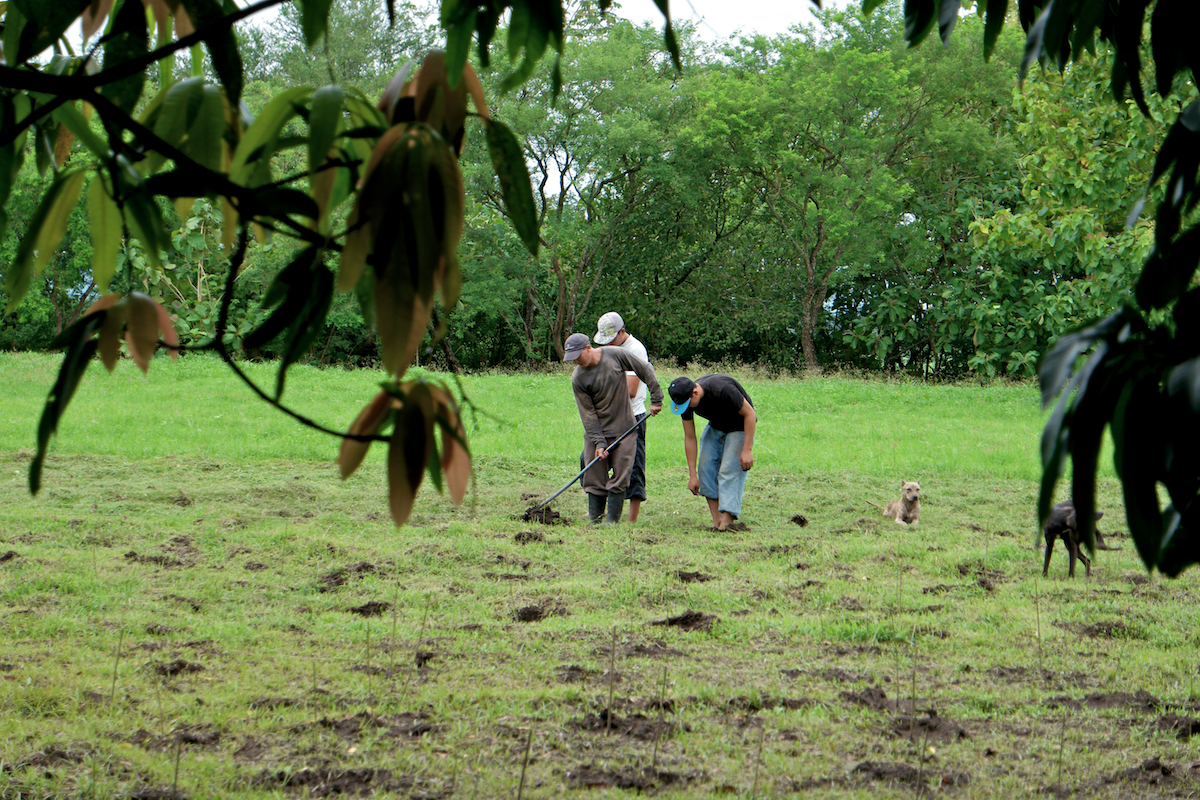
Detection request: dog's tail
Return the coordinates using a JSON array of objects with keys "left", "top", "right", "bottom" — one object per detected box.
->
[
  {"left": 865, "top": 500, "right": 885, "bottom": 511},
  {"left": 1094, "top": 531, "right": 1122, "bottom": 551}
]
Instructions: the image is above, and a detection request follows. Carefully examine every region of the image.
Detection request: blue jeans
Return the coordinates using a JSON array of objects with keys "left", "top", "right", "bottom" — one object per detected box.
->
[{"left": 698, "top": 426, "right": 747, "bottom": 519}]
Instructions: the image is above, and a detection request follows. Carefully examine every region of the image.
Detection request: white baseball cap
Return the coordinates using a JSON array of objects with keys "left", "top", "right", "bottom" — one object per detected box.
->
[{"left": 593, "top": 312, "right": 625, "bottom": 345}]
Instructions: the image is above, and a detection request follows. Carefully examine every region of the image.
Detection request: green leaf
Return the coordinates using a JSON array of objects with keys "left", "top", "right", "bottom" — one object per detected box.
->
[
  {"left": 484, "top": 118, "right": 539, "bottom": 258},
  {"left": 186, "top": 85, "right": 225, "bottom": 174},
  {"left": 444, "top": 7, "right": 477, "bottom": 88},
  {"left": 87, "top": 177, "right": 123, "bottom": 294},
  {"left": 244, "top": 247, "right": 319, "bottom": 349},
  {"left": 149, "top": 78, "right": 205, "bottom": 173},
  {"left": 308, "top": 85, "right": 344, "bottom": 176},
  {"left": 181, "top": 0, "right": 245, "bottom": 105},
  {"left": 300, "top": 0, "right": 335, "bottom": 47},
  {"left": 904, "top": 0, "right": 937, "bottom": 49},
  {"left": 5, "top": 168, "right": 88, "bottom": 312},
  {"left": 1018, "top": 1, "right": 1050, "bottom": 84},
  {"left": 937, "top": 0, "right": 960, "bottom": 45},
  {"left": 100, "top": 0, "right": 149, "bottom": 112},
  {"left": 31, "top": 315, "right": 103, "bottom": 495},
  {"left": 650, "top": 0, "right": 682, "bottom": 71},
  {"left": 982, "top": 0, "right": 1007, "bottom": 59},
  {"left": 231, "top": 87, "right": 312, "bottom": 185},
  {"left": 276, "top": 264, "right": 334, "bottom": 399}
]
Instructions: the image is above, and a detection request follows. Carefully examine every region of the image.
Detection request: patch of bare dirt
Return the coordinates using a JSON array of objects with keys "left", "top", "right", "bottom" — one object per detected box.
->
[
  {"left": 1080, "top": 620, "right": 1146, "bottom": 639},
  {"left": 726, "top": 696, "right": 814, "bottom": 713},
  {"left": 233, "top": 737, "right": 270, "bottom": 761},
  {"left": 6, "top": 744, "right": 88, "bottom": 771},
  {"left": 253, "top": 767, "right": 422, "bottom": 798},
  {"left": 1097, "top": 756, "right": 1193, "bottom": 791},
  {"left": 125, "top": 551, "right": 183, "bottom": 568},
  {"left": 558, "top": 664, "right": 597, "bottom": 683},
  {"left": 922, "top": 584, "right": 957, "bottom": 595},
  {"left": 290, "top": 711, "right": 437, "bottom": 740},
  {"left": 0, "top": 550, "right": 19, "bottom": 563},
  {"left": 624, "top": 642, "right": 686, "bottom": 659},
  {"left": 145, "top": 623, "right": 174, "bottom": 636},
  {"left": 569, "top": 709, "right": 686, "bottom": 740},
  {"left": 249, "top": 697, "right": 299, "bottom": 711},
  {"left": 567, "top": 764, "right": 704, "bottom": 790},
  {"left": 514, "top": 531, "right": 548, "bottom": 544},
  {"left": 512, "top": 601, "right": 567, "bottom": 622},
  {"left": 346, "top": 601, "right": 390, "bottom": 617},
  {"left": 163, "top": 594, "right": 201, "bottom": 611},
  {"left": 649, "top": 610, "right": 717, "bottom": 632},
  {"left": 244, "top": 562, "right": 268, "bottom": 571},
  {"left": 675, "top": 570, "right": 715, "bottom": 583},
  {"left": 1156, "top": 714, "right": 1200, "bottom": 739},
  {"left": 841, "top": 686, "right": 898, "bottom": 712},
  {"left": 790, "top": 514, "right": 809, "bottom": 526},
  {"left": 319, "top": 562, "right": 380, "bottom": 592},
  {"left": 956, "top": 561, "right": 1005, "bottom": 584},
  {"left": 782, "top": 667, "right": 863, "bottom": 683},
  {"left": 891, "top": 710, "right": 970, "bottom": 743},
  {"left": 851, "top": 761, "right": 923, "bottom": 787},
  {"left": 838, "top": 596, "right": 865, "bottom": 611},
  {"left": 154, "top": 659, "right": 204, "bottom": 678}
]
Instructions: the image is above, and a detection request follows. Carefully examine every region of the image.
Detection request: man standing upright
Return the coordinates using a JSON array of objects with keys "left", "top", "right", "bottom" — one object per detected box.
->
[
  {"left": 668, "top": 375, "right": 756, "bottom": 531},
  {"left": 593, "top": 312, "right": 652, "bottom": 522},
  {"left": 564, "top": 333, "right": 663, "bottom": 524}
]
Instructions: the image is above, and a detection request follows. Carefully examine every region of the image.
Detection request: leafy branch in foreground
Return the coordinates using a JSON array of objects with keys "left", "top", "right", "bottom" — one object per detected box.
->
[
  {"left": 896, "top": 0, "right": 1200, "bottom": 576},
  {"left": 1, "top": 1, "right": 540, "bottom": 525}
]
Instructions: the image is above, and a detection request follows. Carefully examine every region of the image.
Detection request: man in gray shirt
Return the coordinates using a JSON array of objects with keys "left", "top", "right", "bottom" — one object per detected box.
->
[{"left": 563, "top": 332, "right": 663, "bottom": 523}]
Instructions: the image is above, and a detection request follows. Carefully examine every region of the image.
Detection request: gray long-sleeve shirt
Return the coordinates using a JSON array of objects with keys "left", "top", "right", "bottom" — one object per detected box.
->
[{"left": 572, "top": 349, "right": 663, "bottom": 449}]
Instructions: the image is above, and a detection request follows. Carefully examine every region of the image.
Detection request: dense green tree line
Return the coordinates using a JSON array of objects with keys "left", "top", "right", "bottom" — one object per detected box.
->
[{"left": 1, "top": 1, "right": 1179, "bottom": 379}]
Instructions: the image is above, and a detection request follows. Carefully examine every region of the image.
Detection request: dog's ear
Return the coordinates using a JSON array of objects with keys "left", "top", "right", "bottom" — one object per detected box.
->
[{"left": 1095, "top": 511, "right": 1104, "bottom": 521}]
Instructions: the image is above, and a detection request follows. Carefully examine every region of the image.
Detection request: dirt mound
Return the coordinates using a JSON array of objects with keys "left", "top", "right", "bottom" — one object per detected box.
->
[
  {"left": 512, "top": 601, "right": 567, "bottom": 622},
  {"left": 155, "top": 659, "right": 204, "bottom": 678},
  {"left": 675, "top": 570, "right": 715, "bottom": 583},
  {"left": 0, "top": 550, "right": 20, "bottom": 563},
  {"left": 558, "top": 664, "right": 597, "bottom": 683},
  {"left": 726, "top": 695, "right": 814, "bottom": 713},
  {"left": 125, "top": 551, "right": 183, "bottom": 568},
  {"left": 522, "top": 505, "right": 565, "bottom": 524},
  {"left": 649, "top": 610, "right": 717, "bottom": 632},
  {"left": 347, "top": 601, "right": 391, "bottom": 617},
  {"left": 891, "top": 710, "right": 969, "bottom": 743},
  {"left": 1101, "top": 756, "right": 1189, "bottom": 790},
  {"left": 1157, "top": 714, "right": 1200, "bottom": 739},
  {"left": 254, "top": 767, "right": 415, "bottom": 798},
  {"left": 790, "top": 514, "right": 808, "bottom": 526},
  {"left": 514, "top": 531, "right": 545, "bottom": 544},
  {"left": 851, "top": 761, "right": 922, "bottom": 786},
  {"left": 1081, "top": 620, "right": 1146, "bottom": 639},
  {"left": 319, "top": 562, "right": 379, "bottom": 592},
  {"left": 567, "top": 764, "right": 703, "bottom": 790},
  {"left": 841, "top": 686, "right": 895, "bottom": 712},
  {"left": 569, "top": 709, "right": 684, "bottom": 741},
  {"left": 290, "top": 711, "right": 436, "bottom": 740}
]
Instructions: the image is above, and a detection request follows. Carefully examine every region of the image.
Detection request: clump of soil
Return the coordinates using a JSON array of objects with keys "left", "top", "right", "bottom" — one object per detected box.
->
[
  {"left": 155, "top": 659, "right": 204, "bottom": 678},
  {"left": 675, "top": 571, "right": 715, "bottom": 583},
  {"left": 347, "top": 601, "right": 390, "bottom": 617},
  {"left": 254, "top": 767, "right": 414, "bottom": 798},
  {"left": 290, "top": 711, "right": 437, "bottom": 740},
  {"left": 922, "top": 584, "right": 956, "bottom": 595},
  {"left": 522, "top": 505, "right": 565, "bottom": 524},
  {"left": 649, "top": 610, "right": 717, "bottom": 632},
  {"left": 790, "top": 514, "right": 809, "bottom": 526},
  {"left": 956, "top": 561, "right": 1005, "bottom": 583},
  {"left": 249, "top": 697, "right": 298, "bottom": 711},
  {"left": 10, "top": 745, "right": 88, "bottom": 770},
  {"left": 514, "top": 531, "right": 545, "bottom": 544},
  {"left": 1081, "top": 620, "right": 1146, "bottom": 639},
  {"left": 891, "top": 710, "right": 969, "bottom": 743},
  {"left": 570, "top": 709, "right": 685, "bottom": 741},
  {"left": 567, "top": 764, "right": 703, "bottom": 791},
  {"left": 726, "top": 695, "right": 813, "bottom": 713},
  {"left": 1156, "top": 714, "right": 1200, "bottom": 739},
  {"left": 244, "top": 562, "right": 268, "bottom": 571},
  {"left": 145, "top": 623, "right": 174, "bottom": 636},
  {"left": 841, "top": 686, "right": 897, "bottom": 712},
  {"left": 125, "top": 551, "right": 183, "bottom": 568},
  {"left": 852, "top": 761, "right": 923, "bottom": 787},
  {"left": 512, "top": 601, "right": 567, "bottom": 622},
  {"left": 319, "top": 562, "right": 379, "bottom": 592},
  {"left": 163, "top": 594, "right": 202, "bottom": 611},
  {"left": 624, "top": 641, "right": 686, "bottom": 659},
  {"left": 558, "top": 664, "right": 597, "bottom": 683},
  {"left": 0, "top": 550, "right": 20, "bottom": 563},
  {"left": 1103, "top": 756, "right": 1183, "bottom": 789},
  {"left": 838, "top": 596, "right": 865, "bottom": 611}
]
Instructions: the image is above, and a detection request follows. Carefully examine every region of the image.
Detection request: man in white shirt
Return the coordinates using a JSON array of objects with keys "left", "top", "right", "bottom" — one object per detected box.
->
[{"left": 594, "top": 312, "right": 653, "bottom": 522}]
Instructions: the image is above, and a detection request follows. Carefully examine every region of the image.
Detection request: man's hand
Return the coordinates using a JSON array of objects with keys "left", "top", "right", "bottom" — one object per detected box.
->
[
  {"left": 740, "top": 449, "right": 754, "bottom": 471},
  {"left": 687, "top": 475, "right": 700, "bottom": 495},
  {"left": 595, "top": 446, "right": 609, "bottom": 461},
  {"left": 649, "top": 403, "right": 662, "bottom": 416}
]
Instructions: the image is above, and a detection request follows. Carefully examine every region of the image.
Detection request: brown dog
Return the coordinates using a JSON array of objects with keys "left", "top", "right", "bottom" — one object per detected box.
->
[
  {"left": 1042, "top": 500, "right": 1120, "bottom": 578},
  {"left": 883, "top": 481, "right": 921, "bottom": 526}
]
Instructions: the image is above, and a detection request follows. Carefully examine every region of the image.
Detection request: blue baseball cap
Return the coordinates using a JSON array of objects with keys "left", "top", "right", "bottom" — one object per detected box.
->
[{"left": 668, "top": 377, "right": 695, "bottom": 414}]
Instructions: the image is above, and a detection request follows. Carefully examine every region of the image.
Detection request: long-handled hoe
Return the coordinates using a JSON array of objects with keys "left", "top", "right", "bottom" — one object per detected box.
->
[{"left": 522, "top": 416, "right": 648, "bottom": 523}]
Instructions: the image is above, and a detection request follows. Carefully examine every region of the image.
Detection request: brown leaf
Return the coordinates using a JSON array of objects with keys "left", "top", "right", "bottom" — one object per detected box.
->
[
  {"left": 387, "top": 402, "right": 432, "bottom": 526},
  {"left": 141, "top": 0, "right": 171, "bottom": 39},
  {"left": 53, "top": 124, "right": 74, "bottom": 168},
  {"left": 462, "top": 62, "right": 490, "bottom": 121},
  {"left": 377, "top": 60, "right": 416, "bottom": 125},
  {"left": 153, "top": 296, "right": 179, "bottom": 360},
  {"left": 310, "top": 151, "right": 339, "bottom": 230},
  {"left": 376, "top": 273, "right": 432, "bottom": 379},
  {"left": 123, "top": 292, "right": 161, "bottom": 373},
  {"left": 431, "top": 388, "right": 470, "bottom": 506},
  {"left": 175, "top": 6, "right": 195, "bottom": 38},
  {"left": 338, "top": 206, "right": 369, "bottom": 292},
  {"left": 82, "top": 0, "right": 115, "bottom": 40},
  {"left": 85, "top": 293, "right": 126, "bottom": 373},
  {"left": 338, "top": 390, "right": 393, "bottom": 479}
]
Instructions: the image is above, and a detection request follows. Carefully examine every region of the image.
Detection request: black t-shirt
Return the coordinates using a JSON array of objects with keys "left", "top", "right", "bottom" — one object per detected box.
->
[{"left": 680, "top": 375, "right": 753, "bottom": 432}]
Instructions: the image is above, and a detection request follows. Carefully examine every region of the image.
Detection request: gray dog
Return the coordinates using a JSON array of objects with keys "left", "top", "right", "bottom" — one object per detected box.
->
[{"left": 1042, "top": 500, "right": 1120, "bottom": 578}]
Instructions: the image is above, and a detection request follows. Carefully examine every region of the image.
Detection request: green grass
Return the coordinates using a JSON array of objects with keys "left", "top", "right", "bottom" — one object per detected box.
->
[{"left": 1, "top": 352, "right": 1196, "bottom": 799}]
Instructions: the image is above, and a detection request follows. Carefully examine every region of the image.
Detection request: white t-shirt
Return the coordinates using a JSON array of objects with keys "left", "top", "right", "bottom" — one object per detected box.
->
[{"left": 619, "top": 334, "right": 650, "bottom": 416}]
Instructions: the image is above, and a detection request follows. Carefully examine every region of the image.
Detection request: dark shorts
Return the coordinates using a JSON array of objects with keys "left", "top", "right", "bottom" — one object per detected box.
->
[{"left": 625, "top": 412, "right": 647, "bottom": 501}]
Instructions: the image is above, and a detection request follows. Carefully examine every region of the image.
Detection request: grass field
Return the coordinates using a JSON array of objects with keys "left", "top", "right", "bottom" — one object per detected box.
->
[{"left": 2, "top": 352, "right": 1198, "bottom": 799}]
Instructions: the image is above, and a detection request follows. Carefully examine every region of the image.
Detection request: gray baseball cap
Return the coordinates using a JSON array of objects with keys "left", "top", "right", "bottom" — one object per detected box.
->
[
  {"left": 593, "top": 311, "right": 625, "bottom": 345},
  {"left": 563, "top": 333, "right": 590, "bottom": 361}
]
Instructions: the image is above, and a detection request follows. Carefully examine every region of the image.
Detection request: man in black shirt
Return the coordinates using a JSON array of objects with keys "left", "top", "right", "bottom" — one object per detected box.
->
[{"left": 668, "top": 375, "right": 756, "bottom": 530}]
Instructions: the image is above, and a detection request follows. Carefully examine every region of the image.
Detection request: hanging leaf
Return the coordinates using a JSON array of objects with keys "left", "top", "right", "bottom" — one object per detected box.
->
[
  {"left": 308, "top": 85, "right": 344, "bottom": 176},
  {"left": 430, "top": 386, "right": 470, "bottom": 506},
  {"left": 230, "top": 86, "right": 312, "bottom": 185},
  {"left": 483, "top": 118, "right": 539, "bottom": 258},
  {"left": 87, "top": 177, "right": 122, "bottom": 293},
  {"left": 31, "top": 315, "right": 104, "bottom": 495},
  {"left": 84, "top": 293, "right": 128, "bottom": 372},
  {"left": 5, "top": 168, "right": 88, "bottom": 312},
  {"left": 100, "top": 0, "right": 150, "bottom": 112},
  {"left": 299, "top": 0, "right": 335, "bottom": 47},
  {"left": 125, "top": 292, "right": 169, "bottom": 372},
  {"left": 338, "top": 390, "right": 395, "bottom": 479},
  {"left": 387, "top": 398, "right": 432, "bottom": 526},
  {"left": 180, "top": 0, "right": 245, "bottom": 105}
]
